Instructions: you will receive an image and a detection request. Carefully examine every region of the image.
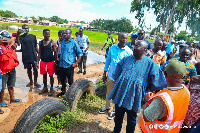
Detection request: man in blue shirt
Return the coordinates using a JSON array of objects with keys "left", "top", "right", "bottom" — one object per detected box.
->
[
  {"left": 126, "top": 32, "right": 138, "bottom": 50},
  {"left": 99, "top": 33, "right": 133, "bottom": 120},
  {"left": 108, "top": 40, "right": 167, "bottom": 133},
  {"left": 166, "top": 40, "right": 176, "bottom": 60},
  {"left": 138, "top": 30, "right": 153, "bottom": 49},
  {"left": 57, "top": 29, "right": 83, "bottom": 97}
]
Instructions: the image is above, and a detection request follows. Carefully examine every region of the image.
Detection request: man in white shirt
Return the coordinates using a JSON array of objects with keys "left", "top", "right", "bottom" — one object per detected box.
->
[{"left": 76, "top": 28, "right": 90, "bottom": 75}]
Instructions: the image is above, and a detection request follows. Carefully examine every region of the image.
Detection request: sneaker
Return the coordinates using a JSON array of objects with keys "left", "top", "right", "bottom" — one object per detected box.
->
[
  {"left": 83, "top": 71, "right": 86, "bottom": 75},
  {"left": 77, "top": 71, "right": 82, "bottom": 74},
  {"left": 107, "top": 111, "right": 115, "bottom": 120},
  {"left": 48, "top": 87, "right": 54, "bottom": 96},
  {"left": 56, "top": 91, "right": 66, "bottom": 97},
  {"left": 39, "top": 87, "right": 48, "bottom": 94},
  {"left": 34, "top": 83, "right": 41, "bottom": 88},
  {"left": 98, "top": 107, "right": 110, "bottom": 114}
]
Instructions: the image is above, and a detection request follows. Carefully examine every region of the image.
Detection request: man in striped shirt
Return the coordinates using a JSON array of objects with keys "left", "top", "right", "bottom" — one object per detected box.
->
[{"left": 108, "top": 40, "right": 167, "bottom": 133}]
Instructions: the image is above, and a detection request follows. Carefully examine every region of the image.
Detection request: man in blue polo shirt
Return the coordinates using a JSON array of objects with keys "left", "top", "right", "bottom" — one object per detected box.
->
[
  {"left": 99, "top": 33, "right": 133, "bottom": 120},
  {"left": 57, "top": 29, "right": 83, "bottom": 97}
]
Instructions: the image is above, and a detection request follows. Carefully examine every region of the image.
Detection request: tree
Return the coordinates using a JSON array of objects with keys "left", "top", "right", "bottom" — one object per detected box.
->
[
  {"left": 31, "top": 16, "right": 36, "bottom": 20},
  {"left": 130, "top": 0, "right": 199, "bottom": 39},
  {"left": 175, "top": 31, "right": 190, "bottom": 41},
  {"left": 80, "top": 21, "right": 86, "bottom": 24},
  {"left": 38, "top": 16, "right": 45, "bottom": 21},
  {"left": 0, "top": 10, "right": 17, "bottom": 18}
]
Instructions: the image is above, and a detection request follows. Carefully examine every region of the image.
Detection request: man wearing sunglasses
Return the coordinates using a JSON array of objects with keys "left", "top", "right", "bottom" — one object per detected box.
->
[{"left": 138, "top": 30, "right": 154, "bottom": 49}]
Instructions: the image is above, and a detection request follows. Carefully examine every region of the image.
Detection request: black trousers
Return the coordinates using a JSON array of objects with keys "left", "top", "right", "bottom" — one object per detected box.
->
[
  {"left": 78, "top": 53, "right": 87, "bottom": 72},
  {"left": 60, "top": 67, "right": 74, "bottom": 92}
]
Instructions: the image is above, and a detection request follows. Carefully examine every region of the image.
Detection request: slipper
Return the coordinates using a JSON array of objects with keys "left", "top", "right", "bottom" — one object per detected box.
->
[
  {"left": 10, "top": 99, "right": 21, "bottom": 103},
  {"left": 1, "top": 102, "right": 8, "bottom": 107},
  {"left": 26, "top": 83, "right": 33, "bottom": 87},
  {"left": 0, "top": 109, "right": 4, "bottom": 114}
]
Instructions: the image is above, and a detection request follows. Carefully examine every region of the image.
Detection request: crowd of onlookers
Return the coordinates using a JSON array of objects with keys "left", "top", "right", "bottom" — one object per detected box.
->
[{"left": 0, "top": 26, "right": 199, "bottom": 133}]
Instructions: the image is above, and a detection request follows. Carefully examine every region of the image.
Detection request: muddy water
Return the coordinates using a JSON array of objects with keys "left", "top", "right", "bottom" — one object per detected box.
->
[
  {"left": 5, "top": 51, "right": 105, "bottom": 103},
  {"left": 0, "top": 24, "right": 42, "bottom": 31}
]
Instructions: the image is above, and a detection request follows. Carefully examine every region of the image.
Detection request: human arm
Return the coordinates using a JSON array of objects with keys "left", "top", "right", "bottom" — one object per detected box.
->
[
  {"left": 16, "top": 29, "right": 22, "bottom": 46},
  {"left": 71, "top": 56, "right": 81, "bottom": 68},
  {"left": 143, "top": 98, "right": 167, "bottom": 122},
  {"left": 72, "top": 41, "right": 83, "bottom": 68},
  {"left": 36, "top": 41, "right": 41, "bottom": 69},
  {"left": 85, "top": 36, "right": 90, "bottom": 52},
  {"left": 101, "top": 43, "right": 107, "bottom": 50},
  {"left": 148, "top": 63, "right": 167, "bottom": 92}
]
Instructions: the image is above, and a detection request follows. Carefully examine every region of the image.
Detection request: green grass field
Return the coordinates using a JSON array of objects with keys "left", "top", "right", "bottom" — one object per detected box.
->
[{"left": 0, "top": 22, "right": 152, "bottom": 52}]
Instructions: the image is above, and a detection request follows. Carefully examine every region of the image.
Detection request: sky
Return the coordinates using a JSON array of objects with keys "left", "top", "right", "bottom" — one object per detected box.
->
[{"left": 0, "top": 0, "right": 189, "bottom": 33}]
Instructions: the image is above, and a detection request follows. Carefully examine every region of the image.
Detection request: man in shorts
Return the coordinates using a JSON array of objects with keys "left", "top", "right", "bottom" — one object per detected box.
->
[
  {"left": 16, "top": 24, "right": 41, "bottom": 88},
  {"left": 37, "top": 29, "right": 57, "bottom": 96},
  {"left": 0, "top": 30, "right": 20, "bottom": 107}
]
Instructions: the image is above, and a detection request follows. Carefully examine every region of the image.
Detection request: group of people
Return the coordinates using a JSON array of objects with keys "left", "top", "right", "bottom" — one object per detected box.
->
[
  {"left": 99, "top": 30, "right": 199, "bottom": 133},
  {"left": 0, "top": 26, "right": 199, "bottom": 133},
  {"left": 0, "top": 25, "right": 91, "bottom": 114}
]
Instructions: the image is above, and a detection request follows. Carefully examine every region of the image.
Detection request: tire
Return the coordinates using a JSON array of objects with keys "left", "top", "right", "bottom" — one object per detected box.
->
[
  {"left": 65, "top": 78, "right": 95, "bottom": 112},
  {"left": 95, "top": 83, "right": 107, "bottom": 96},
  {"left": 13, "top": 98, "right": 67, "bottom": 133}
]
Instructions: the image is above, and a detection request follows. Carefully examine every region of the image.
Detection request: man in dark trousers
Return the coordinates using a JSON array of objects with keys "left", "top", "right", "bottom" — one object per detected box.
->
[
  {"left": 101, "top": 32, "right": 115, "bottom": 58},
  {"left": 37, "top": 29, "right": 57, "bottom": 96},
  {"left": 57, "top": 29, "right": 83, "bottom": 97},
  {"left": 76, "top": 28, "right": 90, "bottom": 75},
  {"left": 16, "top": 24, "right": 41, "bottom": 88}
]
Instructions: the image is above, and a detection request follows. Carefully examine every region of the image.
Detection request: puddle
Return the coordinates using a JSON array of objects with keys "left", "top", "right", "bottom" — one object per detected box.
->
[{"left": 0, "top": 24, "right": 42, "bottom": 31}]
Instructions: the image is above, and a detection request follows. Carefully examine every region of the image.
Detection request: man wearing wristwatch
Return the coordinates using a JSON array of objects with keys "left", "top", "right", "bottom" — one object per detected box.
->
[
  {"left": 98, "top": 33, "right": 132, "bottom": 120},
  {"left": 57, "top": 29, "right": 83, "bottom": 97}
]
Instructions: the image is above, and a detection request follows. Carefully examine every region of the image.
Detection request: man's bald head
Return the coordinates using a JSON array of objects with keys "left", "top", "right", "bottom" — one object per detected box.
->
[
  {"left": 136, "top": 40, "right": 148, "bottom": 49},
  {"left": 154, "top": 39, "right": 163, "bottom": 51},
  {"left": 118, "top": 32, "right": 128, "bottom": 39},
  {"left": 133, "top": 40, "right": 148, "bottom": 59}
]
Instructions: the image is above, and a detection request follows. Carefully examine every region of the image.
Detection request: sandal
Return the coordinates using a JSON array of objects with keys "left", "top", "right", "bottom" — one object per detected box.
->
[
  {"left": 26, "top": 83, "right": 33, "bottom": 87},
  {"left": 10, "top": 99, "right": 21, "bottom": 103},
  {"left": 0, "top": 109, "right": 4, "bottom": 114},
  {"left": 1, "top": 102, "right": 8, "bottom": 107}
]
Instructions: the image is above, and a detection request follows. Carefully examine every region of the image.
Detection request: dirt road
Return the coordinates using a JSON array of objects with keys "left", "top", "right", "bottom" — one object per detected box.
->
[{"left": 0, "top": 50, "right": 200, "bottom": 133}]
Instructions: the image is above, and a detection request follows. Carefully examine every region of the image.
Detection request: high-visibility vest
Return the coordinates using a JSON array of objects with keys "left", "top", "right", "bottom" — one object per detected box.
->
[
  {"left": 140, "top": 85, "right": 190, "bottom": 133},
  {"left": 106, "top": 37, "right": 114, "bottom": 49},
  {"left": 0, "top": 44, "right": 19, "bottom": 74}
]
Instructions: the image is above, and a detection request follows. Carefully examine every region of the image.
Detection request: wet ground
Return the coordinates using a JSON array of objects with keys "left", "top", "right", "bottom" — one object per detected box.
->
[{"left": 0, "top": 49, "right": 200, "bottom": 133}]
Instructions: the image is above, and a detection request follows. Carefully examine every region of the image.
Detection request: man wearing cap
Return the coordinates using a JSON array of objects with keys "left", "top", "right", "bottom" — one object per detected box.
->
[
  {"left": 140, "top": 60, "right": 190, "bottom": 133},
  {"left": 101, "top": 32, "right": 115, "bottom": 58},
  {"left": 138, "top": 30, "right": 154, "bottom": 49},
  {"left": 126, "top": 32, "right": 138, "bottom": 50},
  {"left": 0, "top": 30, "right": 20, "bottom": 107}
]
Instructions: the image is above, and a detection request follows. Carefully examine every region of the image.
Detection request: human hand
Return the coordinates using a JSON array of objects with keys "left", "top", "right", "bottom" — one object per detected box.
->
[
  {"left": 144, "top": 92, "right": 153, "bottom": 101},
  {"left": 102, "top": 75, "right": 107, "bottom": 83},
  {"left": 85, "top": 47, "right": 89, "bottom": 52},
  {"left": 71, "top": 63, "right": 78, "bottom": 68},
  {"left": 36, "top": 63, "right": 39, "bottom": 70}
]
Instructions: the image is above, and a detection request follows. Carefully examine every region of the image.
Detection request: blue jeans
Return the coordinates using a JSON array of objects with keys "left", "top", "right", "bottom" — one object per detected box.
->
[
  {"left": 189, "top": 118, "right": 200, "bottom": 133},
  {"left": 114, "top": 105, "right": 137, "bottom": 133}
]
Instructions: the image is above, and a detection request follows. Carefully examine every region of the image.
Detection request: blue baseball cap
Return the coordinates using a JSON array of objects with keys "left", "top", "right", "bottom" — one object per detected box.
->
[
  {"left": 131, "top": 32, "right": 138, "bottom": 38},
  {"left": 108, "top": 32, "right": 111, "bottom": 35}
]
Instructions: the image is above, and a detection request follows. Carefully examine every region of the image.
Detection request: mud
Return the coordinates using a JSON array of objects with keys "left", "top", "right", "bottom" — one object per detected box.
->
[{"left": 0, "top": 50, "right": 200, "bottom": 133}]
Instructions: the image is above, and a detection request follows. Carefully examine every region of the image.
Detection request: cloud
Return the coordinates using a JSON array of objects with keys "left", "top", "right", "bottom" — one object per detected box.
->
[
  {"left": 0, "top": 0, "right": 98, "bottom": 22},
  {"left": 113, "top": 0, "right": 132, "bottom": 4},
  {"left": 101, "top": 2, "right": 114, "bottom": 8}
]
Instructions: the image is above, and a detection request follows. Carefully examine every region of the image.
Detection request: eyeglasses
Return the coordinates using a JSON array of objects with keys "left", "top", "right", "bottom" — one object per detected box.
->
[{"left": 138, "top": 33, "right": 144, "bottom": 35}]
